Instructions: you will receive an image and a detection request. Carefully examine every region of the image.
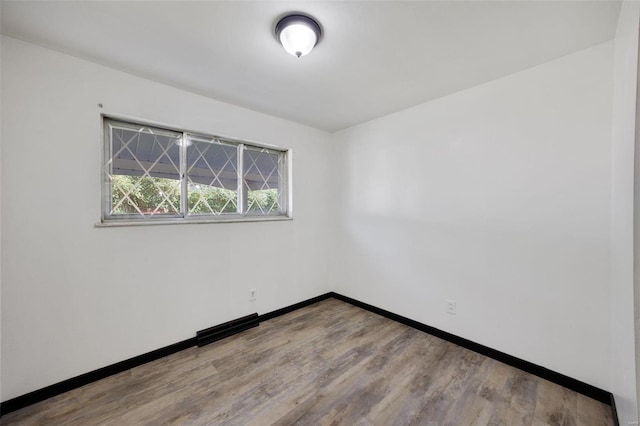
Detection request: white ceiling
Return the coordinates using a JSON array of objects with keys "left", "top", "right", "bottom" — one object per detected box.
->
[{"left": 1, "top": 1, "right": 622, "bottom": 132}]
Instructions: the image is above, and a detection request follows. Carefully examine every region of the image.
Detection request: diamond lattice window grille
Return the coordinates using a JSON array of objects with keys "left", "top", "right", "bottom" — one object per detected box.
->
[
  {"left": 244, "top": 147, "right": 284, "bottom": 215},
  {"left": 103, "top": 118, "right": 289, "bottom": 222},
  {"left": 107, "top": 122, "right": 182, "bottom": 218},
  {"left": 186, "top": 137, "right": 239, "bottom": 215}
]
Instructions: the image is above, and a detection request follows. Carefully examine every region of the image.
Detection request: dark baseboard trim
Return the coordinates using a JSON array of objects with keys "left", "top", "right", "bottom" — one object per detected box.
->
[
  {"left": 0, "top": 291, "right": 618, "bottom": 425},
  {"left": 610, "top": 393, "right": 619, "bottom": 426},
  {"left": 0, "top": 293, "right": 333, "bottom": 417},
  {"left": 0, "top": 337, "right": 197, "bottom": 416},
  {"left": 330, "top": 292, "right": 613, "bottom": 406},
  {"left": 259, "top": 292, "right": 334, "bottom": 322}
]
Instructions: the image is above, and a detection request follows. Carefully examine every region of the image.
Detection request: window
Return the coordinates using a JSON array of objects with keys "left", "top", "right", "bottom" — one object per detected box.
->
[{"left": 102, "top": 118, "right": 290, "bottom": 223}]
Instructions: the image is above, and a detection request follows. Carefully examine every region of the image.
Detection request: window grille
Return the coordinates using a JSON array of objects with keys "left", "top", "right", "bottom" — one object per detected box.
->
[{"left": 102, "top": 118, "right": 289, "bottom": 223}]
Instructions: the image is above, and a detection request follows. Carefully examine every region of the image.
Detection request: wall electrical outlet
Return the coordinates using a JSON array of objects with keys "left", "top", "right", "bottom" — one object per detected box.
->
[
  {"left": 446, "top": 300, "right": 457, "bottom": 315},
  {"left": 249, "top": 288, "right": 257, "bottom": 301}
]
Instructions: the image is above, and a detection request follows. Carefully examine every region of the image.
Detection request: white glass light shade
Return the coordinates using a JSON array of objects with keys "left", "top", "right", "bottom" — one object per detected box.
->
[
  {"left": 279, "top": 24, "right": 317, "bottom": 58},
  {"left": 275, "top": 15, "right": 322, "bottom": 58}
]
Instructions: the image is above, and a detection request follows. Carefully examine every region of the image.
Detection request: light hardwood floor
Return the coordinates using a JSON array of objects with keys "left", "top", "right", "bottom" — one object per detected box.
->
[{"left": 2, "top": 299, "right": 614, "bottom": 425}]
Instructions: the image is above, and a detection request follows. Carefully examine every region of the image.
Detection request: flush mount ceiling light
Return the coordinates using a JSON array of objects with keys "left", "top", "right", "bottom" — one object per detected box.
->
[{"left": 275, "top": 14, "right": 322, "bottom": 58}]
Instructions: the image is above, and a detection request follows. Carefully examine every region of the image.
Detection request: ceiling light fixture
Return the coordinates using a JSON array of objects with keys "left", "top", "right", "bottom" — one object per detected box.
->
[{"left": 275, "top": 14, "right": 322, "bottom": 58}]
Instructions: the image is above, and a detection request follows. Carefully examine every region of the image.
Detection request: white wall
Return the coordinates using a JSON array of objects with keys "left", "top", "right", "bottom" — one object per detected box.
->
[
  {"left": 331, "top": 42, "right": 614, "bottom": 390},
  {"left": 612, "top": 1, "right": 640, "bottom": 424},
  {"left": 0, "top": 36, "right": 333, "bottom": 400}
]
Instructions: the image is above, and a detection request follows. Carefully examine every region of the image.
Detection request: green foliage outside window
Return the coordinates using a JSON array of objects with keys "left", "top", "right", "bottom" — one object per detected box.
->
[
  {"left": 112, "top": 175, "right": 279, "bottom": 215},
  {"left": 112, "top": 175, "right": 180, "bottom": 215}
]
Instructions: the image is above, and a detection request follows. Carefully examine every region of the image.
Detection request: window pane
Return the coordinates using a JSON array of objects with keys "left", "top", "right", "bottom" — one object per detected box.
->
[
  {"left": 109, "top": 125, "right": 181, "bottom": 216},
  {"left": 186, "top": 138, "right": 238, "bottom": 215},
  {"left": 244, "top": 148, "right": 284, "bottom": 214}
]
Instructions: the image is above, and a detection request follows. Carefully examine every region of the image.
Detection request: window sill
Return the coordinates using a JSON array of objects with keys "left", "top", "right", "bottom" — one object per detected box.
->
[{"left": 95, "top": 215, "right": 293, "bottom": 228}]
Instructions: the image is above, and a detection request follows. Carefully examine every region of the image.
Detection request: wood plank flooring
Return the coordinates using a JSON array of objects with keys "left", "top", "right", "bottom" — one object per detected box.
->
[{"left": 2, "top": 299, "right": 614, "bottom": 425}]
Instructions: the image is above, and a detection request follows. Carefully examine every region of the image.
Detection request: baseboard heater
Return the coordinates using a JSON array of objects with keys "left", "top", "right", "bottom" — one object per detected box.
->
[{"left": 196, "top": 313, "right": 259, "bottom": 347}]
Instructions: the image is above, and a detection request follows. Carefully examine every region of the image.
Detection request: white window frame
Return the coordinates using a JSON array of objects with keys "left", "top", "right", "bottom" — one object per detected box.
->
[{"left": 99, "top": 116, "right": 292, "bottom": 226}]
